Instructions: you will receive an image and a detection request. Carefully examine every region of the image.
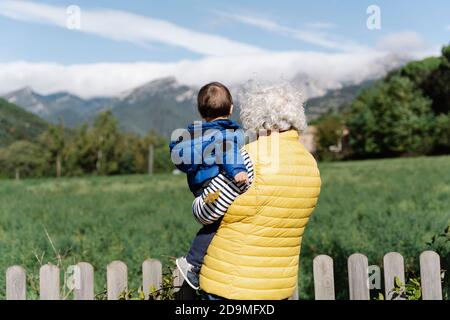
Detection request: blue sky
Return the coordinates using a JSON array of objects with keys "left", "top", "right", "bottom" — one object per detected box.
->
[{"left": 0, "top": 0, "right": 449, "bottom": 97}]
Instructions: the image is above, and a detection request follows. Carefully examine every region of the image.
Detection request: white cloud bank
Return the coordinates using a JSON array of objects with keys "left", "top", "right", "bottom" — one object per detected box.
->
[
  {"left": 0, "top": 50, "right": 412, "bottom": 99},
  {"left": 376, "top": 31, "right": 429, "bottom": 54},
  {"left": 0, "top": 1, "right": 441, "bottom": 99}
]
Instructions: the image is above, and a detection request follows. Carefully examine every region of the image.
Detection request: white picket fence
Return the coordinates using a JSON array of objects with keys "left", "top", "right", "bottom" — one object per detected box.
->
[{"left": 5, "top": 251, "right": 444, "bottom": 300}]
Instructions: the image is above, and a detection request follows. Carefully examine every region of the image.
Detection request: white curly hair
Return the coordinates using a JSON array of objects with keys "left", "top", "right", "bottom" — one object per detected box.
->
[{"left": 238, "top": 80, "right": 307, "bottom": 133}]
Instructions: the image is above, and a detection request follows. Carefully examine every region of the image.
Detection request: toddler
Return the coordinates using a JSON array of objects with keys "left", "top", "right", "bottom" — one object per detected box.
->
[{"left": 169, "top": 82, "right": 254, "bottom": 289}]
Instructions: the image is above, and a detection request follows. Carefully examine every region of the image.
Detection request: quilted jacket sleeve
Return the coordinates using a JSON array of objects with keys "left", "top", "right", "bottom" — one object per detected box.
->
[
  {"left": 169, "top": 136, "right": 200, "bottom": 174},
  {"left": 220, "top": 130, "right": 247, "bottom": 179}
]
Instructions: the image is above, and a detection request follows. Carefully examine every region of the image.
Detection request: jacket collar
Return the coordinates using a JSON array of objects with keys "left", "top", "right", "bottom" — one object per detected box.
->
[{"left": 188, "top": 119, "right": 241, "bottom": 132}]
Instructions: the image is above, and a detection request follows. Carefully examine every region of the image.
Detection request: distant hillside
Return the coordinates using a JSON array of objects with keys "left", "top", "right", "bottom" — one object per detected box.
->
[
  {"left": 3, "top": 77, "right": 379, "bottom": 138},
  {"left": 2, "top": 79, "right": 200, "bottom": 137},
  {"left": 305, "top": 80, "right": 376, "bottom": 120},
  {"left": 3, "top": 87, "right": 113, "bottom": 127},
  {"left": 0, "top": 98, "right": 49, "bottom": 147},
  {"left": 109, "top": 77, "right": 379, "bottom": 136},
  {"left": 109, "top": 77, "right": 200, "bottom": 136}
]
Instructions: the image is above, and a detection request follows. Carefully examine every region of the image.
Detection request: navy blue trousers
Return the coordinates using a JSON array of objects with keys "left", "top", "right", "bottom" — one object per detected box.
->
[{"left": 186, "top": 217, "right": 223, "bottom": 269}]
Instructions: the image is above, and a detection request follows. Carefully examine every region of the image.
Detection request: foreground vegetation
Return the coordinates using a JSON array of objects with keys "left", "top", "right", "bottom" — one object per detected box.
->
[{"left": 0, "top": 156, "right": 449, "bottom": 299}]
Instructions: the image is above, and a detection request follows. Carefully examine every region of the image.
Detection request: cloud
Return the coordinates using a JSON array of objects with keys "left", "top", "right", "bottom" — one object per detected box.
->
[
  {"left": 376, "top": 31, "right": 428, "bottom": 55},
  {"left": 0, "top": 2, "right": 440, "bottom": 100},
  {"left": 0, "top": 50, "right": 409, "bottom": 99},
  {"left": 214, "top": 11, "right": 367, "bottom": 52},
  {"left": 0, "top": 0, "right": 265, "bottom": 56}
]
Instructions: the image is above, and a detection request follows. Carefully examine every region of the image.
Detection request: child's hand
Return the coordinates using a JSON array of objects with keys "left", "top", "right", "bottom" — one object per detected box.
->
[{"left": 234, "top": 172, "right": 249, "bottom": 185}]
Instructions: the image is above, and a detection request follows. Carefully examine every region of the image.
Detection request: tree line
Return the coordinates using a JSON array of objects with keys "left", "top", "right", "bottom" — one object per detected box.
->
[
  {"left": 315, "top": 44, "right": 450, "bottom": 160},
  {"left": 0, "top": 111, "right": 173, "bottom": 179}
]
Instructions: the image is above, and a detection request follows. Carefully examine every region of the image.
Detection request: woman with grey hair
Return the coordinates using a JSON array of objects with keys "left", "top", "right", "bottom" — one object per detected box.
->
[
  {"left": 240, "top": 81, "right": 308, "bottom": 133},
  {"left": 197, "top": 81, "right": 322, "bottom": 300}
]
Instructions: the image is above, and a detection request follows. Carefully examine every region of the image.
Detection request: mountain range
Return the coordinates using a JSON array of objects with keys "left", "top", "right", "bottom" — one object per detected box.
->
[
  {"left": 1, "top": 76, "right": 374, "bottom": 139},
  {"left": 304, "top": 80, "right": 376, "bottom": 119},
  {"left": 110, "top": 77, "right": 199, "bottom": 136},
  {"left": 3, "top": 87, "right": 114, "bottom": 128},
  {"left": 2, "top": 78, "right": 200, "bottom": 137},
  {"left": 0, "top": 51, "right": 412, "bottom": 138}
]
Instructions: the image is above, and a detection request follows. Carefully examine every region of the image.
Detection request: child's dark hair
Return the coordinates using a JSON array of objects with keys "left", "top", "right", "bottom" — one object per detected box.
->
[{"left": 197, "top": 82, "right": 233, "bottom": 119}]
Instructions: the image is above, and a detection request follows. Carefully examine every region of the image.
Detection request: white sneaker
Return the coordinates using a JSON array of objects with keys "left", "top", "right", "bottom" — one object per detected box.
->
[{"left": 175, "top": 257, "right": 200, "bottom": 290}]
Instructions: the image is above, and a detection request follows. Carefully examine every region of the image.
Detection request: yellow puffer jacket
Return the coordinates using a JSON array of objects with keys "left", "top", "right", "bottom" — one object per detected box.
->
[{"left": 200, "top": 130, "right": 321, "bottom": 300}]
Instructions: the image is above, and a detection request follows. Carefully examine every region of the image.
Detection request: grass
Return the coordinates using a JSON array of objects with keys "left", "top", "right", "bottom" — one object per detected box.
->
[{"left": 0, "top": 156, "right": 449, "bottom": 299}]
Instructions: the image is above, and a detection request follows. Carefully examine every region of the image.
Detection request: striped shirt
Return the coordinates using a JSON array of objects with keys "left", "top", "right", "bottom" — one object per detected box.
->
[{"left": 192, "top": 150, "right": 254, "bottom": 225}]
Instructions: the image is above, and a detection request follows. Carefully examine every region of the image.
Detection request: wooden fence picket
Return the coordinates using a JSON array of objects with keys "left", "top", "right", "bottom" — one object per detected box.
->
[
  {"left": 74, "top": 262, "right": 94, "bottom": 300},
  {"left": 107, "top": 261, "right": 128, "bottom": 300},
  {"left": 383, "top": 252, "right": 405, "bottom": 300},
  {"left": 2, "top": 251, "right": 444, "bottom": 300},
  {"left": 142, "top": 259, "right": 162, "bottom": 299},
  {"left": 420, "top": 251, "right": 442, "bottom": 300},
  {"left": 39, "top": 264, "right": 60, "bottom": 300},
  {"left": 288, "top": 284, "right": 299, "bottom": 300},
  {"left": 348, "top": 253, "right": 370, "bottom": 300},
  {"left": 313, "top": 255, "right": 335, "bottom": 300},
  {"left": 6, "top": 266, "right": 26, "bottom": 300}
]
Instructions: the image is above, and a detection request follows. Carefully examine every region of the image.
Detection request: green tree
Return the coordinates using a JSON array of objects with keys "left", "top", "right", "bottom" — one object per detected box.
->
[
  {"left": 38, "top": 121, "right": 66, "bottom": 177},
  {"left": 135, "top": 130, "right": 173, "bottom": 174},
  {"left": 0, "top": 140, "right": 48, "bottom": 179},
  {"left": 0, "top": 110, "right": 173, "bottom": 178},
  {"left": 314, "top": 113, "right": 346, "bottom": 161},
  {"left": 423, "top": 44, "right": 450, "bottom": 114},
  {"left": 91, "top": 111, "right": 121, "bottom": 175},
  {"left": 64, "top": 123, "right": 97, "bottom": 176},
  {"left": 433, "top": 114, "right": 450, "bottom": 153},
  {"left": 389, "top": 56, "right": 441, "bottom": 88},
  {"left": 347, "top": 76, "right": 434, "bottom": 157},
  {"left": 115, "top": 133, "right": 141, "bottom": 174}
]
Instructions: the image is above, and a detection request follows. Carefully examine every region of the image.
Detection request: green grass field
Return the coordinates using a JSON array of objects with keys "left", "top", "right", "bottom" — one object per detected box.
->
[{"left": 0, "top": 156, "right": 449, "bottom": 299}]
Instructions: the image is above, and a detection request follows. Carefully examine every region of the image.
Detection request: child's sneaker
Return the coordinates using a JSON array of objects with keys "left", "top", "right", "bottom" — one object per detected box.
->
[{"left": 175, "top": 257, "right": 200, "bottom": 290}]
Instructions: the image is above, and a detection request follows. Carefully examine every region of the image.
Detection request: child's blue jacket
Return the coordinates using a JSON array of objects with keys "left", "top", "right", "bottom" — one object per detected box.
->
[{"left": 169, "top": 119, "right": 247, "bottom": 196}]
